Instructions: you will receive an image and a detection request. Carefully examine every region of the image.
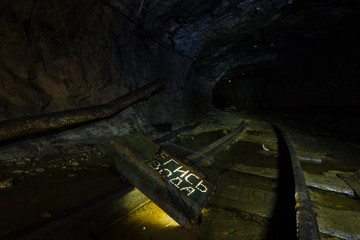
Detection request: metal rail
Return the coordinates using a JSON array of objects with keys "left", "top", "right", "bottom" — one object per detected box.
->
[{"left": 274, "top": 124, "right": 321, "bottom": 240}]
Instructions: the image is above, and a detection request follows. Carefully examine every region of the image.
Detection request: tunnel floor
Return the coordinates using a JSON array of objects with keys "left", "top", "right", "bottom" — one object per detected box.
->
[{"left": 0, "top": 111, "right": 359, "bottom": 239}]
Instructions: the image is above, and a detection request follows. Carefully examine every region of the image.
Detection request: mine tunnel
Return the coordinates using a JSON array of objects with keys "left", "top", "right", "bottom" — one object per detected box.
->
[{"left": 1, "top": 0, "right": 360, "bottom": 239}]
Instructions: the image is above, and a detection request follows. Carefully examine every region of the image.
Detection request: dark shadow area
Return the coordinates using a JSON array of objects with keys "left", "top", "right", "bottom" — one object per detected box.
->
[{"left": 265, "top": 126, "right": 297, "bottom": 239}]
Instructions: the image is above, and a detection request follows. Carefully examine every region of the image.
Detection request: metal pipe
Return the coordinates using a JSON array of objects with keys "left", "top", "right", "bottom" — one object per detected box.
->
[{"left": 0, "top": 78, "right": 167, "bottom": 142}]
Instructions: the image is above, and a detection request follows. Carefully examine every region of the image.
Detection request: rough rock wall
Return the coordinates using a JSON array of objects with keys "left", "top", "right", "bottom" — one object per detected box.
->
[
  {"left": 0, "top": 0, "right": 158, "bottom": 122},
  {"left": 178, "top": 0, "right": 360, "bottom": 113},
  {"left": 1, "top": 0, "right": 359, "bottom": 126}
]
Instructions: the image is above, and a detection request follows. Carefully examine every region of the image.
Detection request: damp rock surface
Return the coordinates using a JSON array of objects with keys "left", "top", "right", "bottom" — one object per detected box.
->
[
  {"left": 0, "top": 177, "right": 13, "bottom": 189},
  {"left": 1, "top": 0, "right": 360, "bottom": 128}
]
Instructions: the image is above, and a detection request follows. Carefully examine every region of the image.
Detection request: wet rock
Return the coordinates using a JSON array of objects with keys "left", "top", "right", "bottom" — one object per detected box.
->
[
  {"left": 16, "top": 161, "right": 26, "bottom": 166},
  {"left": 68, "top": 173, "right": 78, "bottom": 178},
  {"left": 11, "top": 170, "right": 24, "bottom": 174},
  {"left": 3, "top": 162, "right": 13, "bottom": 167},
  {"left": 35, "top": 167, "right": 46, "bottom": 173},
  {"left": 40, "top": 211, "right": 52, "bottom": 218},
  {"left": 24, "top": 170, "right": 36, "bottom": 176},
  {"left": 0, "top": 177, "right": 14, "bottom": 189}
]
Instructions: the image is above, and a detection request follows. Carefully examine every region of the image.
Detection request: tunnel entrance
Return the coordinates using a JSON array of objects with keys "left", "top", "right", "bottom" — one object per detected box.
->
[
  {"left": 212, "top": 77, "right": 238, "bottom": 110},
  {"left": 211, "top": 67, "right": 277, "bottom": 112}
]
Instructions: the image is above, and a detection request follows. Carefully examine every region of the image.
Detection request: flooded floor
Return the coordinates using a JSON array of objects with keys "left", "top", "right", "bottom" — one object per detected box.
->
[
  {"left": 0, "top": 143, "right": 124, "bottom": 238},
  {"left": 97, "top": 201, "right": 196, "bottom": 240},
  {"left": 98, "top": 112, "right": 360, "bottom": 240},
  {"left": 97, "top": 200, "right": 270, "bottom": 240},
  {"left": 97, "top": 125, "right": 281, "bottom": 239},
  {"left": 1, "top": 111, "right": 359, "bottom": 239}
]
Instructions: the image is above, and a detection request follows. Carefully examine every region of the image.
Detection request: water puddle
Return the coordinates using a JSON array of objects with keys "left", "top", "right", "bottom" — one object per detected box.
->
[
  {"left": 0, "top": 166, "right": 122, "bottom": 238},
  {"left": 176, "top": 130, "right": 226, "bottom": 150},
  {"left": 217, "top": 140, "right": 278, "bottom": 169},
  {"left": 160, "top": 130, "right": 226, "bottom": 160}
]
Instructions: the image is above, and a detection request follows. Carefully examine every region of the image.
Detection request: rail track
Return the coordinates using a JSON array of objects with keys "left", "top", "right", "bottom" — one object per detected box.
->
[{"left": 97, "top": 114, "right": 360, "bottom": 240}]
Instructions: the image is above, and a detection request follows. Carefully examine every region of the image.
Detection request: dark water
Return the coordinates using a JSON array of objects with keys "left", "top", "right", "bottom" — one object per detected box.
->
[{"left": 0, "top": 166, "right": 122, "bottom": 238}]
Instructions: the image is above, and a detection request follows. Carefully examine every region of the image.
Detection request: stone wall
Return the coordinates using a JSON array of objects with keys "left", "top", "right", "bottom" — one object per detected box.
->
[
  {"left": 0, "top": 0, "right": 161, "bottom": 123},
  {"left": 1, "top": 0, "right": 359, "bottom": 127}
]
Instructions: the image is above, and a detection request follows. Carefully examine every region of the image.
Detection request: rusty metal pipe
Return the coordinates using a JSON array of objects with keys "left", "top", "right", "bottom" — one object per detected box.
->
[{"left": 0, "top": 78, "right": 167, "bottom": 142}]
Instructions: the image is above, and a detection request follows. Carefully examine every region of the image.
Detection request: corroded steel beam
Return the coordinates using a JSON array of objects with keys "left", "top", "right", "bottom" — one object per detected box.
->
[
  {"left": 110, "top": 134, "right": 215, "bottom": 230},
  {"left": 0, "top": 78, "right": 166, "bottom": 142}
]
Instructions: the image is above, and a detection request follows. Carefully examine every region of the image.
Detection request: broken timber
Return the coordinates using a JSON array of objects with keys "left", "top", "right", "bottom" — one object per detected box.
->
[
  {"left": 110, "top": 134, "right": 215, "bottom": 230},
  {"left": 0, "top": 78, "right": 166, "bottom": 142},
  {"left": 185, "top": 121, "right": 246, "bottom": 167}
]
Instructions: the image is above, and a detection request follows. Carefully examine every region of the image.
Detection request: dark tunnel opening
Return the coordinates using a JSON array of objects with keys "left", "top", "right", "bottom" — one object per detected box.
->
[
  {"left": 211, "top": 66, "right": 280, "bottom": 111},
  {"left": 211, "top": 25, "right": 360, "bottom": 117}
]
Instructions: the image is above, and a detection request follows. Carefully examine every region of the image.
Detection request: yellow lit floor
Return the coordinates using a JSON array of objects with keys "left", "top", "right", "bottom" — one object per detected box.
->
[
  {"left": 97, "top": 201, "right": 197, "bottom": 240},
  {"left": 96, "top": 198, "right": 269, "bottom": 240}
]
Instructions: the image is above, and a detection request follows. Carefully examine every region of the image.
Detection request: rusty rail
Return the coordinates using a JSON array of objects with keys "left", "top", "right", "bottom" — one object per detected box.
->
[
  {"left": 0, "top": 78, "right": 167, "bottom": 142},
  {"left": 274, "top": 124, "right": 321, "bottom": 240}
]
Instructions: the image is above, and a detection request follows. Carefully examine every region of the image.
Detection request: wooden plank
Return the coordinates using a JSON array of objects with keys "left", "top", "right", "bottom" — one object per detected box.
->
[
  {"left": 230, "top": 163, "right": 355, "bottom": 196},
  {"left": 231, "top": 164, "right": 279, "bottom": 180},
  {"left": 338, "top": 174, "right": 360, "bottom": 197},
  {"left": 304, "top": 172, "right": 354, "bottom": 196},
  {"left": 208, "top": 185, "right": 276, "bottom": 219},
  {"left": 315, "top": 204, "right": 360, "bottom": 239}
]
